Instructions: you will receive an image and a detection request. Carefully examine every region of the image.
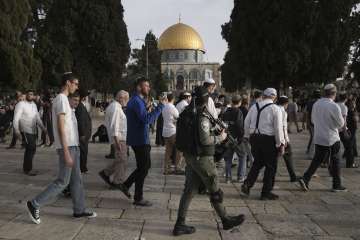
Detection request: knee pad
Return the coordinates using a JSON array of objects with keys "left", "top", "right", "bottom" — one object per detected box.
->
[{"left": 210, "top": 189, "right": 224, "bottom": 204}]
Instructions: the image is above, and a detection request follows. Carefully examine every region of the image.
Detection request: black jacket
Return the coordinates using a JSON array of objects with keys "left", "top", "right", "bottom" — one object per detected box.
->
[
  {"left": 75, "top": 103, "right": 92, "bottom": 140},
  {"left": 221, "top": 107, "right": 244, "bottom": 142}
]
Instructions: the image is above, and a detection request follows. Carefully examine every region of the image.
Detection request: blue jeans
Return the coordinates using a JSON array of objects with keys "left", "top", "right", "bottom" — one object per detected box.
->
[
  {"left": 224, "top": 143, "right": 246, "bottom": 179},
  {"left": 31, "top": 146, "right": 85, "bottom": 214}
]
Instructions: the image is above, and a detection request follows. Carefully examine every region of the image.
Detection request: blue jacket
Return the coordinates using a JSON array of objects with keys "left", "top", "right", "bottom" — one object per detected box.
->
[{"left": 126, "top": 94, "right": 164, "bottom": 146}]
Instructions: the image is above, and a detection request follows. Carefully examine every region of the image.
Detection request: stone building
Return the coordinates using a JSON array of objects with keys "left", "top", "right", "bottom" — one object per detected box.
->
[{"left": 158, "top": 22, "right": 221, "bottom": 92}]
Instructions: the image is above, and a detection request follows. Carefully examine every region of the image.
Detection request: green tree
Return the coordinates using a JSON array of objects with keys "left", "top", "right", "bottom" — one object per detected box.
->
[
  {"left": 126, "top": 31, "right": 166, "bottom": 96},
  {"left": 35, "top": 0, "right": 130, "bottom": 91},
  {"left": 222, "top": 0, "right": 358, "bottom": 92},
  {"left": 0, "top": 0, "right": 42, "bottom": 90}
]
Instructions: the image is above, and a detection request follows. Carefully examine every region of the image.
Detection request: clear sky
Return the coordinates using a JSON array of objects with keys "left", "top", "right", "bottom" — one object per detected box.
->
[{"left": 122, "top": 0, "right": 234, "bottom": 63}]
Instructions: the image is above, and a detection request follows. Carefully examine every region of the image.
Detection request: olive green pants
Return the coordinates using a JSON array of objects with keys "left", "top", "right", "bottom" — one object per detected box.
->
[{"left": 176, "top": 153, "right": 227, "bottom": 222}]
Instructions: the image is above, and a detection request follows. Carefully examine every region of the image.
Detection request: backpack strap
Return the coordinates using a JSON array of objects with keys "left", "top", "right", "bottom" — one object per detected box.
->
[{"left": 255, "top": 102, "right": 274, "bottom": 134}]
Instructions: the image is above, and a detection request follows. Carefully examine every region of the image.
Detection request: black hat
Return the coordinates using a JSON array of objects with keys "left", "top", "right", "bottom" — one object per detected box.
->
[
  {"left": 278, "top": 96, "right": 289, "bottom": 105},
  {"left": 79, "top": 88, "right": 89, "bottom": 98},
  {"left": 193, "top": 86, "right": 209, "bottom": 99}
]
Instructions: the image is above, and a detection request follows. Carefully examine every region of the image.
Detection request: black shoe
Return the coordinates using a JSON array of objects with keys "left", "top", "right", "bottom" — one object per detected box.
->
[
  {"left": 260, "top": 192, "right": 279, "bottom": 201},
  {"left": 173, "top": 224, "right": 196, "bottom": 236},
  {"left": 73, "top": 211, "right": 97, "bottom": 218},
  {"left": 105, "top": 154, "right": 115, "bottom": 159},
  {"left": 332, "top": 186, "right": 348, "bottom": 192},
  {"left": 98, "top": 170, "right": 112, "bottom": 186},
  {"left": 174, "top": 169, "right": 185, "bottom": 175},
  {"left": 113, "top": 183, "right": 131, "bottom": 199},
  {"left": 298, "top": 177, "right": 309, "bottom": 191},
  {"left": 26, "top": 201, "right": 40, "bottom": 224},
  {"left": 222, "top": 214, "right": 245, "bottom": 230},
  {"left": 241, "top": 184, "right": 250, "bottom": 196},
  {"left": 133, "top": 200, "right": 152, "bottom": 207}
]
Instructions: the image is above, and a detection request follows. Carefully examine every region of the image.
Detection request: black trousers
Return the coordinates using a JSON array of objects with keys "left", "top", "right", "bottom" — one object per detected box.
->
[
  {"left": 303, "top": 141, "right": 341, "bottom": 188},
  {"left": 22, "top": 133, "right": 37, "bottom": 173},
  {"left": 124, "top": 145, "right": 151, "bottom": 202},
  {"left": 306, "top": 125, "right": 314, "bottom": 153},
  {"left": 80, "top": 139, "right": 89, "bottom": 173},
  {"left": 283, "top": 144, "right": 297, "bottom": 180},
  {"left": 245, "top": 134, "right": 278, "bottom": 194},
  {"left": 340, "top": 131, "right": 356, "bottom": 167}
]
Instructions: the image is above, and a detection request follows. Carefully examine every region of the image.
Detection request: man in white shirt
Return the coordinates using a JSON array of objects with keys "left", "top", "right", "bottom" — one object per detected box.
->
[
  {"left": 278, "top": 96, "right": 297, "bottom": 182},
  {"left": 99, "top": 90, "right": 129, "bottom": 196},
  {"left": 203, "top": 78, "right": 218, "bottom": 119},
  {"left": 299, "top": 84, "right": 347, "bottom": 192},
  {"left": 176, "top": 92, "right": 191, "bottom": 114},
  {"left": 162, "top": 93, "right": 182, "bottom": 174},
  {"left": 13, "top": 89, "right": 46, "bottom": 176},
  {"left": 27, "top": 72, "right": 96, "bottom": 225},
  {"left": 241, "top": 88, "right": 285, "bottom": 200}
]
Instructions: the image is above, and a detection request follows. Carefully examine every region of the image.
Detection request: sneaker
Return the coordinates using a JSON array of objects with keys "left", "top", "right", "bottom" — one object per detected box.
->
[
  {"left": 113, "top": 183, "right": 131, "bottom": 199},
  {"left": 98, "top": 170, "right": 112, "bottom": 186},
  {"left": 73, "top": 211, "right": 97, "bottom": 218},
  {"left": 260, "top": 192, "right": 279, "bottom": 201},
  {"left": 241, "top": 184, "right": 250, "bottom": 196},
  {"left": 26, "top": 201, "right": 40, "bottom": 224},
  {"left": 173, "top": 224, "right": 196, "bottom": 236},
  {"left": 237, "top": 177, "right": 245, "bottom": 183},
  {"left": 222, "top": 214, "right": 245, "bottom": 230},
  {"left": 133, "top": 199, "right": 153, "bottom": 207},
  {"left": 298, "top": 177, "right": 309, "bottom": 191},
  {"left": 332, "top": 186, "right": 348, "bottom": 192}
]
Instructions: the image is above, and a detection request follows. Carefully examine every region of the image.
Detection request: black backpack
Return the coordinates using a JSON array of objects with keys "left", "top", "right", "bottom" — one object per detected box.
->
[{"left": 176, "top": 103, "right": 199, "bottom": 154}]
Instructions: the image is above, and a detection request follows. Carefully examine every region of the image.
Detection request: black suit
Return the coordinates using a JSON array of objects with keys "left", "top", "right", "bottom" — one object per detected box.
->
[{"left": 75, "top": 102, "right": 92, "bottom": 173}]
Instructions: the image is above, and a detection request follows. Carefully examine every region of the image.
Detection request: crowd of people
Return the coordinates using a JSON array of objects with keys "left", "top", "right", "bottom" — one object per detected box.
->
[{"left": 0, "top": 72, "right": 359, "bottom": 236}]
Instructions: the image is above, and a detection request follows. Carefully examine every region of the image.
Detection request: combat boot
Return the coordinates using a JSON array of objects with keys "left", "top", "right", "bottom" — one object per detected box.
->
[
  {"left": 222, "top": 214, "right": 245, "bottom": 230},
  {"left": 173, "top": 222, "right": 196, "bottom": 236}
]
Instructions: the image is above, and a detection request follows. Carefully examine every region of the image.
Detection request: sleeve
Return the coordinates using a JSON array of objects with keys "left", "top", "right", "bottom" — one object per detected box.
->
[
  {"left": 54, "top": 96, "right": 67, "bottom": 116},
  {"left": 198, "top": 117, "right": 216, "bottom": 146},
  {"left": 35, "top": 107, "right": 45, "bottom": 130},
  {"left": 236, "top": 110, "right": 244, "bottom": 140},
  {"left": 173, "top": 105, "right": 179, "bottom": 119},
  {"left": 110, "top": 105, "right": 120, "bottom": 138},
  {"left": 244, "top": 105, "right": 254, "bottom": 138},
  {"left": 207, "top": 98, "right": 218, "bottom": 119},
  {"left": 283, "top": 111, "right": 290, "bottom": 143},
  {"left": 332, "top": 105, "right": 345, "bottom": 129},
  {"left": 274, "top": 107, "right": 285, "bottom": 147},
  {"left": 133, "top": 98, "right": 164, "bottom": 125},
  {"left": 13, "top": 103, "right": 23, "bottom": 133}
]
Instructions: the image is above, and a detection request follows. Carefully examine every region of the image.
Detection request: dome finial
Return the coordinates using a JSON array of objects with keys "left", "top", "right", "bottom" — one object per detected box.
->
[{"left": 178, "top": 13, "right": 181, "bottom": 23}]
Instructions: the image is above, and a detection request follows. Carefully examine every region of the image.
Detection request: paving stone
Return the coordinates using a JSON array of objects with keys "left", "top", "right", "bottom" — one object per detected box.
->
[
  {"left": 74, "top": 218, "right": 142, "bottom": 240},
  {"left": 219, "top": 223, "right": 268, "bottom": 240}
]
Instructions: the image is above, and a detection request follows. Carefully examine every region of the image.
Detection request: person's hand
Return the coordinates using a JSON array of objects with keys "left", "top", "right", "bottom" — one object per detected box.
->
[
  {"left": 64, "top": 149, "right": 74, "bottom": 168},
  {"left": 278, "top": 145, "right": 285, "bottom": 156},
  {"left": 220, "top": 129, "right": 227, "bottom": 142}
]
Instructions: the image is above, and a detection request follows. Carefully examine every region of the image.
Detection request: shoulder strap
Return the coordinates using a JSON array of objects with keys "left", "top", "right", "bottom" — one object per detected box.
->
[{"left": 255, "top": 103, "right": 274, "bottom": 134}]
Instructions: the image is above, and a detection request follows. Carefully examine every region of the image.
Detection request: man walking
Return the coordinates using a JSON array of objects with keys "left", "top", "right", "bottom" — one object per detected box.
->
[
  {"left": 13, "top": 89, "right": 46, "bottom": 176},
  {"left": 117, "top": 77, "right": 165, "bottom": 206},
  {"left": 298, "top": 84, "right": 347, "bottom": 192},
  {"left": 241, "top": 88, "right": 285, "bottom": 200},
  {"left": 26, "top": 72, "right": 96, "bottom": 224},
  {"left": 162, "top": 93, "right": 182, "bottom": 175},
  {"left": 76, "top": 89, "right": 92, "bottom": 173},
  {"left": 99, "top": 90, "right": 129, "bottom": 195},
  {"left": 173, "top": 87, "right": 245, "bottom": 236}
]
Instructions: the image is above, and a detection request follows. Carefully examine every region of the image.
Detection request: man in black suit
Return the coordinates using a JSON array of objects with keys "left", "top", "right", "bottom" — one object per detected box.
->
[{"left": 76, "top": 89, "right": 92, "bottom": 173}]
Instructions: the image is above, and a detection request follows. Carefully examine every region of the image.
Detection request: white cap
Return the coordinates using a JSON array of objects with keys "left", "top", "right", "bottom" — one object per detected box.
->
[
  {"left": 183, "top": 92, "right": 191, "bottom": 96},
  {"left": 263, "top": 88, "right": 277, "bottom": 97},
  {"left": 204, "top": 78, "right": 216, "bottom": 84},
  {"left": 324, "top": 83, "right": 337, "bottom": 91}
]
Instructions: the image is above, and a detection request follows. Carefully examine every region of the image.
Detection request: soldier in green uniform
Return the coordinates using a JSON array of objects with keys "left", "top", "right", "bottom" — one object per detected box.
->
[{"left": 173, "top": 87, "right": 245, "bottom": 236}]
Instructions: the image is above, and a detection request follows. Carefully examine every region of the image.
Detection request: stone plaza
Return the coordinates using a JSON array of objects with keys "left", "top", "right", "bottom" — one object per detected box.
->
[{"left": 0, "top": 118, "right": 360, "bottom": 240}]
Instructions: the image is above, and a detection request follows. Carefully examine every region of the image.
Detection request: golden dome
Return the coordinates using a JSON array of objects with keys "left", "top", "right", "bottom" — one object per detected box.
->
[{"left": 158, "top": 23, "right": 205, "bottom": 52}]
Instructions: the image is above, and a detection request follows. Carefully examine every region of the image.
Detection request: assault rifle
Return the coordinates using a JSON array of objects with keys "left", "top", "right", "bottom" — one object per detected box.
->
[{"left": 202, "top": 108, "right": 243, "bottom": 160}]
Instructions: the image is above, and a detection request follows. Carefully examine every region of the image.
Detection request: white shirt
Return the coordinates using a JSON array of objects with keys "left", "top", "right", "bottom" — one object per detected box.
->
[
  {"left": 244, "top": 98, "right": 285, "bottom": 147},
  {"left": 207, "top": 97, "right": 218, "bottom": 119},
  {"left": 52, "top": 93, "right": 79, "bottom": 149},
  {"left": 13, "top": 101, "right": 44, "bottom": 134},
  {"left": 280, "top": 106, "right": 290, "bottom": 143},
  {"left": 176, "top": 99, "right": 189, "bottom": 114},
  {"left": 336, "top": 102, "right": 348, "bottom": 117},
  {"left": 162, "top": 103, "right": 179, "bottom": 138},
  {"left": 312, "top": 98, "right": 344, "bottom": 146},
  {"left": 105, "top": 101, "right": 127, "bottom": 143}
]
